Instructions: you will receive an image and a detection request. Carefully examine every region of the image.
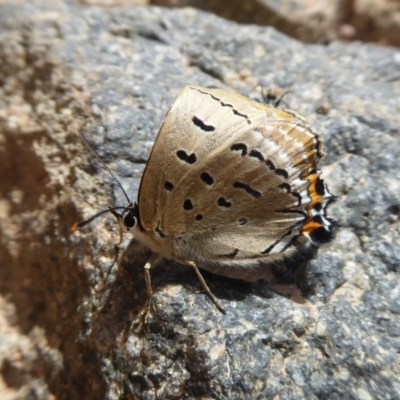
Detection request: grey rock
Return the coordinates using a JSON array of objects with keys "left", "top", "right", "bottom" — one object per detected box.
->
[{"left": 0, "top": 2, "right": 399, "bottom": 399}]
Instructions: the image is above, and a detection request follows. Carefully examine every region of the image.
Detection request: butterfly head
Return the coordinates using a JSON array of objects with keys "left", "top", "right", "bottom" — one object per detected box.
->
[
  {"left": 108, "top": 203, "right": 139, "bottom": 233},
  {"left": 71, "top": 203, "right": 140, "bottom": 234}
]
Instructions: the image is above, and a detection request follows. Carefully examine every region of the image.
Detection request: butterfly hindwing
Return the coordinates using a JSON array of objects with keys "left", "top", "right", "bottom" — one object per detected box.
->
[{"left": 138, "top": 86, "right": 330, "bottom": 266}]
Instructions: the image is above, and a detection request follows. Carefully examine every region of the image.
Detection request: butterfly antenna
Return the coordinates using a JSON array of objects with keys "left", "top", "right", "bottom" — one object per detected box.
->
[
  {"left": 78, "top": 127, "right": 132, "bottom": 207},
  {"left": 251, "top": 84, "right": 291, "bottom": 108},
  {"left": 261, "top": 88, "right": 292, "bottom": 108},
  {"left": 71, "top": 205, "right": 130, "bottom": 232}
]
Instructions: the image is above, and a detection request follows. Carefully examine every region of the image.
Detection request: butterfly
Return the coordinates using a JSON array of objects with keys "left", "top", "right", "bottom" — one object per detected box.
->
[{"left": 73, "top": 85, "right": 337, "bottom": 313}]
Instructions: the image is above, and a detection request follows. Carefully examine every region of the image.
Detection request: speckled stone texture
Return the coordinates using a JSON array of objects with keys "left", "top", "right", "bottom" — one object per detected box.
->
[{"left": 0, "top": 2, "right": 399, "bottom": 399}]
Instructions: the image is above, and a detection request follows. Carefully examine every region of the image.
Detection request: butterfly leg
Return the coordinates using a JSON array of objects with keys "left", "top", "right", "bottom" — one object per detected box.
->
[
  {"left": 144, "top": 253, "right": 160, "bottom": 298},
  {"left": 184, "top": 261, "right": 226, "bottom": 314},
  {"left": 119, "top": 245, "right": 160, "bottom": 305},
  {"left": 142, "top": 253, "right": 164, "bottom": 320}
]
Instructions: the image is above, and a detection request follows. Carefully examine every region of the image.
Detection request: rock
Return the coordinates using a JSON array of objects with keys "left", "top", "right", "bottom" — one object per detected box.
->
[
  {"left": 348, "top": 0, "right": 400, "bottom": 47},
  {"left": 152, "top": 0, "right": 344, "bottom": 43},
  {"left": 0, "top": 1, "right": 399, "bottom": 399},
  {"left": 152, "top": 0, "right": 400, "bottom": 47}
]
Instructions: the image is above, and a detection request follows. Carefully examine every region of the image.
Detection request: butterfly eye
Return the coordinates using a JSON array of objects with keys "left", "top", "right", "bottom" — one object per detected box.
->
[{"left": 123, "top": 212, "right": 136, "bottom": 229}]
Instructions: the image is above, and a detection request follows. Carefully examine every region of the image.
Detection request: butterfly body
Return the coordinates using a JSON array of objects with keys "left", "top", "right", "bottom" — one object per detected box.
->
[{"left": 121, "top": 85, "right": 336, "bottom": 286}]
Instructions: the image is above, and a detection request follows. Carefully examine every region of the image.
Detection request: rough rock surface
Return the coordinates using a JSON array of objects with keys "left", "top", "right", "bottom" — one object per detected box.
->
[
  {"left": 0, "top": 2, "right": 400, "bottom": 399},
  {"left": 152, "top": 0, "right": 400, "bottom": 47},
  {"left": 152, "top": 0, "right": 345, "bottom": 43}
]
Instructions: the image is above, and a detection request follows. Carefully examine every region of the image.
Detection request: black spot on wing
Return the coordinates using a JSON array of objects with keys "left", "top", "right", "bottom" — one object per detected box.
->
[
  {"left": 217, "top": 197, "right": 231, "bottom": 208},
  {"left": 315, "top": 177, "right": 327, "bottom": 196},
  {"left": 230, "top": 143, "right": 247, "bottom": 156},
  {"left": 233, "top": 181, "right": 261, "bottom": 199},
  {"left": 309, "top": 218, "right": 338, "bottom": 245},
  {"left": 183, "top": 199, "right": 193, "bottom": 210},
  {"left": 164, "top": 181, "right": 174, "bottom": 191},
  {"left": 238, "top": 217, "right": 248, "bottom": 226},
  {"left": 310, "top": 226, "right": 333, "bottom": 244},
  {"left": 192, "top": 116, "right": 215, "bottom": 132},
  {"left": 249, "top": 150, "right": 264, "bottom": 162},
  {"left": 278, "top": 183, "right": 291, "bottom": 193},
  {"left": 200, "top": 172, "right": 214, "bottom": 185},
  {"left": 266, "top": 160, "right": 275, "bottom": 170},
  {"left": 177, "top": 150, "right": 196, "bottom": 164},
  {"left": 275, "top": 168, "right": 289, "bottom": 179},
  {"left": 313, "top": 202, "right": 322, "bottom": 212},
  {"left": 195, "top": 214, "right": 203, "bottom": 221}
]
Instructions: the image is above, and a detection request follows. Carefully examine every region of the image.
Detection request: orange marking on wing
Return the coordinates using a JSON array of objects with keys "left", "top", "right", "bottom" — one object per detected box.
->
[{"left": 301, "top": 218, "right": 323, "bottom": 234}]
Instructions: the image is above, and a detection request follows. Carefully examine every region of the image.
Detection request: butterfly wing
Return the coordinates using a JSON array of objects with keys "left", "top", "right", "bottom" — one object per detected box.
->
[{"left": 138, "top": 86, "right": 334, "bottom": 271}]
